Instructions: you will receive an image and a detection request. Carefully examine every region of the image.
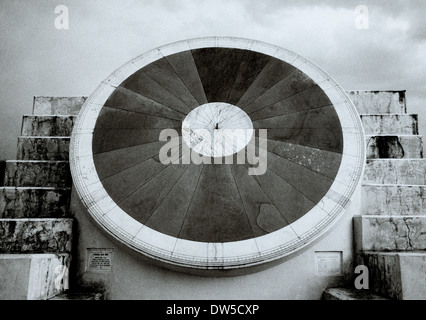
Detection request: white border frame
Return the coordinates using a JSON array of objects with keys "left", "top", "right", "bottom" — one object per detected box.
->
[{"left": 70, "top": 37, "right": 365, "bottom": 271}]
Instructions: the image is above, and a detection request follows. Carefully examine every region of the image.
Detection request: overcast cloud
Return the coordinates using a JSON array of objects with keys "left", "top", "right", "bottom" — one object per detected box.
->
[{"left": 0, "top": 0, "right": 425, "bottom": 159}]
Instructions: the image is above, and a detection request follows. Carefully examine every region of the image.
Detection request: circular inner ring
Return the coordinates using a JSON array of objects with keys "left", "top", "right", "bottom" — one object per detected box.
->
[{"left": 182, "top": 102, "right": 254, "bottom": 157}]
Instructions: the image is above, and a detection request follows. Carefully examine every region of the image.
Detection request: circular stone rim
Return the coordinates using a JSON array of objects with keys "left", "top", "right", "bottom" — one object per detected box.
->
[{"left": 70, "top": 37, "right": 365, "bottom": 271}]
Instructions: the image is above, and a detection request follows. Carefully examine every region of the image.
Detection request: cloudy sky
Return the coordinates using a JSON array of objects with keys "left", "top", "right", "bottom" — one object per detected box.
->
[{"left": 0, "top": 0, "right": 425, "bottom": 159}]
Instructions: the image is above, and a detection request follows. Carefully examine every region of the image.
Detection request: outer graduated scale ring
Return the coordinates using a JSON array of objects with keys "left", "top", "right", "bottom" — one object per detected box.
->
[{"left": 70, "top": 37, "right": 365, "bottom": 273}]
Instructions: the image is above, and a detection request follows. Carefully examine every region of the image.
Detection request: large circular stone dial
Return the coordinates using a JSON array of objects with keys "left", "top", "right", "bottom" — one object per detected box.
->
[{"left": 70, "top": 37, "right": 365, "bottom": 273}]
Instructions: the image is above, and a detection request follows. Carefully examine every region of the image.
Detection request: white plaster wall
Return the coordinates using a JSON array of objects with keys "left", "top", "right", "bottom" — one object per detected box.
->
[{"left": 71, "top": 185, "right": 361, "bottom": 300}]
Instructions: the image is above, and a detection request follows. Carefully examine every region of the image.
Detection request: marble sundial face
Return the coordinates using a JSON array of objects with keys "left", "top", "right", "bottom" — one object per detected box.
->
[
  {"left": 182, "top": 102, "right": 253, "bottom": 157},
  {"left": 70, "top": 37, "right": 365, "bottom": 274}
]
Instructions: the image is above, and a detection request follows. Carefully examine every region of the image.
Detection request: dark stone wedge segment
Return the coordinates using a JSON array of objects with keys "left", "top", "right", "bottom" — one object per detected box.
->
[
  {"left": 179, "top": 164, "right": 253, "bottom": 242},
  {"left": 249, "top": 85, "right": 332, "bottom": 121},
  {"left": 165, "top": 50, "right": 209, "bottom": 106},
  {"left": 95, "top": 107, "right": 181, "bottom": 130},
  {"left": 92, "top": 127, "right": 180, "bottom": 154},
  {"left": 247, "top": 161, "right": 316, "bottom": 225},
  {"left": 230, "top": 164, "right": 288, "bottom": 237},
  {"left": 119, "top": 163, "right": 189, "bottom": 223},
  {"left": 243, "top": 68, "right": 317, "bottom": 115},
  {"left": 145, "top": 163, "right": 204, "bottom": 238},
  {"left": 236, "top": 56, "right": 296, "bottom": 109},
  {"left": 94, "top": 141, "right": 165, "bottom": 180},
  {"left": 119, "top": 70, "right": 192, "bottom": 115},
  {"left": 140, "top": 57, "right": 200, "bottom": 109},
  {"left": 104, "top": 86, "right": 185, "bottom": 121},
  {"left": 191, "top": 47, "right": 247, "bottom": 103}
]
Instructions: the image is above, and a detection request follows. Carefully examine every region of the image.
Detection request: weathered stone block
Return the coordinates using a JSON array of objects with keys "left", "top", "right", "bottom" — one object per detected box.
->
[
  {"left": 21, "top": 115, "right": 76, "bottom": 136},
  {"left": 323, "top": 287, "right": 388, "bottom": 300},
  {"left": 346, "top": 90, "right": 406, "bottom": 114},
  {"left": 362, "top": 185, "right": 426, "bottom": 215},
  {"left": 0, "top": 218, "right": 73, "bottom": 253},
  {"left": 363, "top": 159, "right": 426, "bottom": 185},
  {"left": 360, "top": 252, "right": 426, "bottom": 300},
  {"left": 0, "top": 253, "right": 71, "bottom": 300},
  {"left": 33, "top": 97, "right": 87, "bottom": 115},
  {"left": 3, "top": 161, "right": 71, "bottom": 188},
  {"left": 0, "top": 187, "right": 70, "bottom": 218},
  {"left": 361, "top": 115, "right": 418, "bottom": 135},
  {"left": 17, "top": 137, "right": 70, "bottom": 160},
  {"left": 366, "top": 135, "right": 423, "bottom": 159},
  {"left": 354, "top": 215, "right": 426, "bottom": 251}
]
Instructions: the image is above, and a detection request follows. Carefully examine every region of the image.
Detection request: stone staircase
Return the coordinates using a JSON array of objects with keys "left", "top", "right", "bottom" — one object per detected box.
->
[
  {"left": 0, "top": 97, "right": 84, "bottom": 300},
  {"left": 325, "top": 90, "right": 426, "bottom": 300}
]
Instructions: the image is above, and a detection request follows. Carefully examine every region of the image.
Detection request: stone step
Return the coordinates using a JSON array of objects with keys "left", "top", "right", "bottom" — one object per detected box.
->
[
  {"left": 21, "top": 115, "right": 76, "bottom": 137},
  {"left": 49, "top": 292, "right": 104, "bottom": 300},
  {"left": 360, "top": 114, "right": 418, "bottom": 135},
  {"left": 0, "top": 187, "right": 71, "bottom": 218},
  {"left": 366, "top": 135, "right": 423, "bottom": 159},
  {"left": 354, "top": 215, "right": 426, "bottom": 252},
  {"left": 0, "top": 253, "right": 71, "bottom": 300},
  {"left": 323, "top": 287, "right": 389, "bottom": 300},
  {"left": 363, "top": 159, "right": 426, "bottom": 185},
  {"left": 0, "top": 161, "right": 5, "bottom": 185},
  {"left": 17, "top": 137, "right": 70, "bottom": 161},
  {"left": 0, "top": 218, "right": 73, "bottom": 253},
  {"left": 33, "top": 97, "right": 86, "bottom": 115},
  {"left": 346, "top": 90, "right": 406, "bottom": 114},
  {"left": 358, "top": 252, "right": 426, "bottom": 300},
  {"left": 361, "top": 184, "right": 426, "bottom": 216},
  {"left": 3, "top": 161, "right": 71, "bottom": 188}
]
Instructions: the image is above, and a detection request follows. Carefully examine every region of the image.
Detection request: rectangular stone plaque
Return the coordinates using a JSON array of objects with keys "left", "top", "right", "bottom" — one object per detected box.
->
[
  {"left": 315, "top": 251, "right": 342, "bottom": 277},
  {"left": 87, "top": 248, "right": 113, "bottom": 272}
]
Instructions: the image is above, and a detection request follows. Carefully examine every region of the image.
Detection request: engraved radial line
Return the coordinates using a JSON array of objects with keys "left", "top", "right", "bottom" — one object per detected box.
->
[
  {"left": 262, "top": 136, "right": 343, "bottom": 154},
  {"left": 218, "top": 105, "right": 238, "bottom": 123},
  {"left": 174, "top": 164, "right": 205, "bottom": 244},
  {"left": 264, "top": 148, "right": 342, "bottom": 185},
  {"left": 93, "top": 129, "right": 181, "bottom": 155},
  {"left": 116, "top": 145, "right": 190, "bottom": 207},
  {"left": 225, "top": 49, "right": 248, "bottom": 102},
  {"left": 142, "top": 71, "right": 194, "bottom": 113},
  {"left": 221, "top": 113, "right": 251, "bottom": 127},
  {"left": 139, "top": 162, "right": 192, "bottom": 225},
  {"left": 190, "top": 50, "right": 209, "bottom": 106},
  {"left": 98, "top": 141, "right": 183, "bottom": 182},
  {"left": 245, "top": 147, "right": 332, "bottom": 207},
  {"left": 251, "top": 103, "right": 334, "bottom": 124},
  {"left": 186, "top": 104, "right": 212, "bottom": 124},
  {"left": 247, "top": 80, "right": 333, "bottom": 117},
  {"left": 102, "top": 105, "right": 183, "bottom": 122},
  {"left": 259, "top": 138, "right": 345, "bottom": 157},
  {"left": 163, "top": 55, "right": 204, "bottom": 111},
  {"left": 244, "top": 68, "right": 299, "bottom": 108},
  {"left": 229, "top": 165, "right": 261, "bottom": 249},
  {"left": 218, "top": 108, "right": 248, "bottom": 126},
  {"left": 121, "top": 86, "right": 188, "bottom": 117},
  {"left": 240, "top": 161, "right": 297, "bottom": 236},
  {"left": 166, "top": 48, "right": 208, "bottom": 105},
  {"left": 237, "top": 56, "right": 297, "bottom": 108}
]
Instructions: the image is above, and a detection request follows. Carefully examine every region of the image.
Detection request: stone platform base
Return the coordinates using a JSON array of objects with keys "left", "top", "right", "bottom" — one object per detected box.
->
[{"left": 0, "top": 253, "right": 71, "bottom": 300}]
